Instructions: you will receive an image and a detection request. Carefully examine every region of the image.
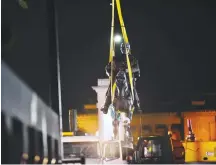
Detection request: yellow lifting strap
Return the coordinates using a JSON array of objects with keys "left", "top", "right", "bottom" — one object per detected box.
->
[
  {"left": 109, "top": 0, "right": 115, "bottom": 63},
  {"left": 115, "top": 0, "right": 134, "bottom": 100},
  {"left": 109, "top": 0, "right": 115, "bottom": 100}
]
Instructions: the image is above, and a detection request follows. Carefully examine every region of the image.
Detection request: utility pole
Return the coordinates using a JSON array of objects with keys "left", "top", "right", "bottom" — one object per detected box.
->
[{"left": 46, "top": 0, "right": 63, "bottom": 162}]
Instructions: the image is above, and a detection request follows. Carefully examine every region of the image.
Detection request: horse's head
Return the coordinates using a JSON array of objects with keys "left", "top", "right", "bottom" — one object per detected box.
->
[{"left": 115, "top": 70, "right": 128, "bottom": 97}]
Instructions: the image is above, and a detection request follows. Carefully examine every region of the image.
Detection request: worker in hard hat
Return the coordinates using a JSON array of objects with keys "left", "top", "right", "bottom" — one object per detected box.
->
[{"left": 100, "top": 43, "right": 141, "bottom": 114}]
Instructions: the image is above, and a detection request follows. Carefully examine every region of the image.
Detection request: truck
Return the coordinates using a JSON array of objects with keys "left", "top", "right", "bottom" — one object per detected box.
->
[
  {"left": 133, "top": 135, "right": 185, "bottom": 164},
  {"left": 61, "top": 135, "right": 129, "bottom": 164},
  {"left": 2, "top": 61, "right": 62, "bottom": 164}
]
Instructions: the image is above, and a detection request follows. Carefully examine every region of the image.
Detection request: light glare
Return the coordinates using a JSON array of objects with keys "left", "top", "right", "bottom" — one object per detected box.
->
[{"left": 114, "top": 35, "right": 122, "bottom": 43}]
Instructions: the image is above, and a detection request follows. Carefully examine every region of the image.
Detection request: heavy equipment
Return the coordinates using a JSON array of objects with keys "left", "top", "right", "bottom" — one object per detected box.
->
[
  {"left": 133, "top": 135, "right": 174, "bottom": 164},
  {"left": 183, "top": 118, "right": 216, "bottom": 163}
]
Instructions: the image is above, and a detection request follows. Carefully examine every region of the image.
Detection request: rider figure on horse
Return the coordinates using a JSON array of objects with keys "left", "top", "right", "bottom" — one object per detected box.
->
[{"left": 100, "top": 43, "right": 141, "bottom": 114}]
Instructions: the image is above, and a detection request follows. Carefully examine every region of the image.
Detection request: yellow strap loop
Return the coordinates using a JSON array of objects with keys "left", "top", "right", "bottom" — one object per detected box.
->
[
  {"left": 109, "top": 0, "right": 134, "bottom": 104},
  {"left": 109, "top": 0, "right": 115, "bottom": 102},
  {"left": 115, "top": 0, "right": 134, "bottom": 100}
]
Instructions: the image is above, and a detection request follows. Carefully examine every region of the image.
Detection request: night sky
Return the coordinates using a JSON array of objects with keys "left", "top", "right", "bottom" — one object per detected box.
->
[{"left": 2, "top": 0, "right": 216, "bottom": 130}]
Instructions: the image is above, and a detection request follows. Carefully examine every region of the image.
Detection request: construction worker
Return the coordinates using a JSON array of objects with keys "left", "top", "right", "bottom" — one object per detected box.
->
[{"left": 100, "top": 43, "right": 141, "bottom": 114}]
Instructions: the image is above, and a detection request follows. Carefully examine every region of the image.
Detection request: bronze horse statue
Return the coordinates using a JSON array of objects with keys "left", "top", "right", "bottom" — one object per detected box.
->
[{"left": 110, "top": 69, "right": 134, "bottom": 141}]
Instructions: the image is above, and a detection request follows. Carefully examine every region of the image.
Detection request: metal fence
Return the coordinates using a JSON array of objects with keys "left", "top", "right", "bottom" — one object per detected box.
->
[{"left": 1, "top": 61, "right": 61, "bottom": 163}]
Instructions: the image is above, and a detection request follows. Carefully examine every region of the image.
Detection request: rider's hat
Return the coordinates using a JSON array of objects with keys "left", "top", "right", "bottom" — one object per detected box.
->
[{"left": 120, "top": 43, "right": 131, "bottom": 55}]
